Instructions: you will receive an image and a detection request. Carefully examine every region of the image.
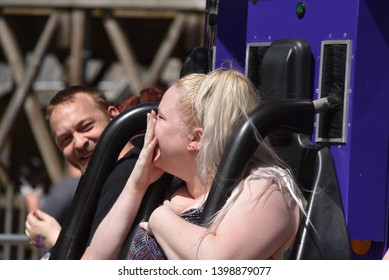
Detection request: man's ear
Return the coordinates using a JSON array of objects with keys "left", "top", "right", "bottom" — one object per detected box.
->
[
  {"left": 108, "top": 105, "right": 120, "bottom": 119},
  {"left": 187, "top": 127, "right": 203, "bottom": 152}
]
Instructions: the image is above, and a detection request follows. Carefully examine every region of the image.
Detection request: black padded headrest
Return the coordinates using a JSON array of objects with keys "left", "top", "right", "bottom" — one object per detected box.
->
[{"left": 180, "top": 47, "right": 210, "bottom": 78}]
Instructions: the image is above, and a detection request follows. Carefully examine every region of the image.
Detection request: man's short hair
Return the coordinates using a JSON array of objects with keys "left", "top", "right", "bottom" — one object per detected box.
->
[{"left": 46, "top": 85, "right": 109, "bottom": 120}]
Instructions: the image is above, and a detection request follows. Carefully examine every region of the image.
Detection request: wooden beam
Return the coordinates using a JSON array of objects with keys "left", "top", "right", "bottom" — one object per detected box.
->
[
  {"left": 0, "top": 16, "right": 24, "bottom": 83},
  {"left": 24, "top": 95, "right": 64, "bottom": 183},
  {"left": 57, "top": 11, "right": 71, "bottom": 50},
  {"left": 0, "top": 141, "right": 12, "bottom": 185},
  {"left": 0, "top": 12, "right": 61, "bottom": 178},
  {"left": 0, "top": 0, "right": 206, "bottom": 11},
  {"left": 69, "top": 9, "right": 85, "bottom": 85},
  {"left": 0, "top": 12, "right": 64, "bottom": 183},
  {"left": 102, "top": 11, "right": 143, "bottom": 94},
  {"left": 3, "top": 185, "right": 14, "bottom": 259},
  {"left": 0, "top": 11, "right": 60, "bottom": 148},
  {"left": 143, "top": 13, "right": 186, "bottom": 87}
]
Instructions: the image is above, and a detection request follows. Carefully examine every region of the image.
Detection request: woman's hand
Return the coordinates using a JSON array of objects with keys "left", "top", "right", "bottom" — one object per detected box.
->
[
  {"left": 87, "top": 111, "right": 166, "bottom": 260},
  {"left": 128, "top": 110, "right": 164, "bottom": 193},
  {"left": 25, "top": 210, "right": 61, "bottom": 251},
  {"left": 140, "top": 200, "right": 185, "bottom": 235},
  {"left": 159, "top": 200, "right": 186, "bottom": 215}
]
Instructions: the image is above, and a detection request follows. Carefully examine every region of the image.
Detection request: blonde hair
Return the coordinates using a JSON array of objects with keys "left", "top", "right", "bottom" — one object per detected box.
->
[
  {"left": 176, "top": 69, "right": 306, "bottom": 228},
  {"left": 177, "top": 69, "right": 260, "bottom": 183}
]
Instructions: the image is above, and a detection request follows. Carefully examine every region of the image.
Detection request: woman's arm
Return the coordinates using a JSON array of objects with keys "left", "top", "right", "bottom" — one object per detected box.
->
[
  {"left": 148, "top": 178, "right": 300, "bottom": 259},
  {"left": 87, "top": 111, "right": 164, "bottom": 259}
]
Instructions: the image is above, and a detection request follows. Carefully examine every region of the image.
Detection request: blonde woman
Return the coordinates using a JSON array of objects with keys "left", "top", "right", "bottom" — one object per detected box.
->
[{"left": 88, "top": 69, "right": 306, "bottom": 260}]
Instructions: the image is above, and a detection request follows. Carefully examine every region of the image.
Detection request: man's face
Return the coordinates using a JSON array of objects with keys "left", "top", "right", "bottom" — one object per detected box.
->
[{"left": 49, "top": 93, "right": 112, "bottom": 173}]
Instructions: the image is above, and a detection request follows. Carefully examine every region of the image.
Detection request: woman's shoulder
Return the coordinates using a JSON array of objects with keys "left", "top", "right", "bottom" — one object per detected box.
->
[
  {"left": 247, "top": 165, "right": 296, "bottom": 193},
  {"left": 249, "top": 165, "right": 290, "bottom": 180},
  {"left": 239, "top": 165, "right": 301, "bottom": 211}
]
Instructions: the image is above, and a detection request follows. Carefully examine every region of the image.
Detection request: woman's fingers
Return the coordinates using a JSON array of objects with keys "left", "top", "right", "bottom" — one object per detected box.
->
[
  {"left": 144, "top": 110, "right": 157, "bottom": 146},
  {"left": 139, "top": 221, "right": 153, "bottom": 236},
  {"left": 163, "top": 200, "right": 186, "bottom": 214}
]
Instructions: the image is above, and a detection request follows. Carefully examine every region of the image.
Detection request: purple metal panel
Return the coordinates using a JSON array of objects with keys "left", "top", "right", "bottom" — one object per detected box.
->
[
  {"left": 214, "top": 0, "right": 248, "bottom": 71},
  {"left": 246, "top": 0, "right": 359, "bottom": 99},
  {"left": 346, "top": 0, "right": 389, "bottom": 242},
  {"left": 215, "top": 0, "right": 389, "bottom": 258}
]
